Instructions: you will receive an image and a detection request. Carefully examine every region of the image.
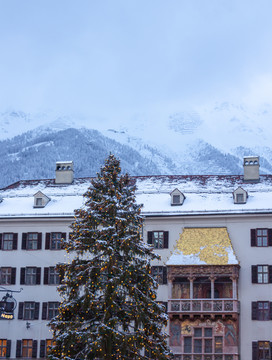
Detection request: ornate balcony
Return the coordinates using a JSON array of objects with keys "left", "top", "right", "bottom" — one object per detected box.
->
[{"left": 168, "top": 299, "right": 239, "bottom": 316}]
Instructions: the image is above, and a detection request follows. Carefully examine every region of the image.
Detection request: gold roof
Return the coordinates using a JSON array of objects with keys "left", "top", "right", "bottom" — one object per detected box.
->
[{"left": 167, "top": 227, "right": 239, "bottom": 266}]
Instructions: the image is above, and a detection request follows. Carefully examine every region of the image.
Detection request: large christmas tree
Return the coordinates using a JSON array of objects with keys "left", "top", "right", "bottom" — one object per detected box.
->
[{"left": 49, "top": 154, "right": 172, "bottom": 360}]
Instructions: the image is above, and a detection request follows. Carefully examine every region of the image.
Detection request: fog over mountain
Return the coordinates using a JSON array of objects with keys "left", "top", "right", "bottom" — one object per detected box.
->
[{"left": 0, "top": 102, "right": 272, "bottom": 188}]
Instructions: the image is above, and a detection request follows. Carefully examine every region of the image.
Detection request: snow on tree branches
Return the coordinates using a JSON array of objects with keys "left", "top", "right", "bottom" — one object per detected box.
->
[{"left": 48, "top": 154, "right": 172, "bottom": 360}]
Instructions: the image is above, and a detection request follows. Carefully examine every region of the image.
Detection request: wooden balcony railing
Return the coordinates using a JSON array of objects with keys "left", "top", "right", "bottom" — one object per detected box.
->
[{"left": 168, "top": 299, "right": 239, "bottom": 314}]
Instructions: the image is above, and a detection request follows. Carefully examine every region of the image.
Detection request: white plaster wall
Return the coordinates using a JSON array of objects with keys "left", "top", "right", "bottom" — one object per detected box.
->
[{"left": 146, "top": 213, "right": 272, "bottom": 360}]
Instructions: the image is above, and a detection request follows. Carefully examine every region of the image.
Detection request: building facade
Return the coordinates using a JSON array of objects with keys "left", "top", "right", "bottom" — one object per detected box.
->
[{"left": 0, "top": 158, "right": 272, "bottom": 359}]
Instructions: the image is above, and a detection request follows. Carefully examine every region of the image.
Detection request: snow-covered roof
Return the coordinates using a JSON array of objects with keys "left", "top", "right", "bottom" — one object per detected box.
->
[
  {"left": 1, "top": 175, "right": 272, "bottom": 217},
  {"left": 167, "top": 227, "right": 239, "bottom": 266}
]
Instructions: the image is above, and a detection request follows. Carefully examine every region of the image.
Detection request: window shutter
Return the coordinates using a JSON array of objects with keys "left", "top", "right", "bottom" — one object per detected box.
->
[
  {"left": 270, "top": 302, "right": 272, "bottom": 320},
  {"left": 36, "top": 267, "right": 41, "bottom": 285},
  {"left": 269, "top": 266, "right": 272, "bottom": 283},
  {"left": 32, "top": 340, "right": 38, "bottom": 358},
  {"left": 44, "top": 267, "right": 49, "bottom": 285},
  {"left": 22, "top": 233, "right": 27, "bottom": 249},
  {"left": 163, "top": 267, "right": 167, "bottom": 285},
  {"left": 16, "top": 340, "right": 22, "bottom": 358},
  {"left": 13, "top": 233, "right": 18, "bottom": 250},
  {"left": 42, "top": 302, "right": 48, "bottom": 320},
  {"left": 147, "top": 232, "right": 153, "bottom": 245},
  {"left": 18, "top": 302, "right": 24, "bottom": 319},
  {"left": 0, "top": 233, "right": 2, "bottom": 249},
  {"left": 251, "top": 229, "right": 256, "bottom": 246},
  {"left": 38, "top": 233, "right": 42, "bottom": 250},
  {"left": 11, "top": 268, "right": 16, "bottom": 285},
  {"left": 251, "top": 302, "right": 257, "bottom": 320},
  {"left": 251, "top": 266, "right": 257, "bottom": 284},
  {"left": 6, "top": 339, "right": 11, "bottom": 358},
  {"left": 45, "top": 233, "right": 51, "bottom": 249},
  {"left": 61, "top": 232, "right": 66, "bottom": 249},
  {"left": 40, "top": 340, "right": 46, "bottom": 358},
  {"left": 252, "top": 341, "right": 258, "bottom": 360},
  {"left": 163, "top": 231, "right": 169, "bottom": 248},
  {"left": 269, "top": 229, "right": 272, "bottom": 246},
  {"left": 20, "top": 268, "right": 25, "bottom": 285},
  {"left": 34, "top": 302, "right": 40, "bottom": 320}
]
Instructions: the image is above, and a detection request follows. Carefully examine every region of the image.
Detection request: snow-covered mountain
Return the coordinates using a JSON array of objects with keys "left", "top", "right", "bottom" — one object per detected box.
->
[{"left": 0, "top": 102, "right": 272, "bottom": 188}]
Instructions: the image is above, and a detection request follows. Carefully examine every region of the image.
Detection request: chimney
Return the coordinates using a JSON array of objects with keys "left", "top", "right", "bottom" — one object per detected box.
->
[
  {"left": 243, "top": 156, "right": 260, "bottom": 182},
  {"left": 55, "top": 161, "right": 74, "bottom": 184}
]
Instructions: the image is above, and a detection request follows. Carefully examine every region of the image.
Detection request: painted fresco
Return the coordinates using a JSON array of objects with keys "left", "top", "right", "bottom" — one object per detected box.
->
[
  {"left": 170, "top": 318, "right": 239, "bottom": 354},
  {"left": 172, "top": 283, "right": 190, "bottom": 299}
]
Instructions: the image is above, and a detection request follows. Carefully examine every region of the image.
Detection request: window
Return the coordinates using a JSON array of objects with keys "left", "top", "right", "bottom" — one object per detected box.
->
[
  {"left": 147, "top": 231, "right": 168, "bottom": 249},
  {"left": 45, "top": 232, "right": 66, "bottom": 250},
  {"left": 26, "top": 268, "right": 37, "bottom": 285},
  {"left": 251, "top": 229, "right": 272, "bottom": 247},
  {"left": 40, "top": 339, "right": 56, "bottom": 358},
  {"left": 36, "top": 198, "right": 43, "bottom": 206},
  {"left": 16, "top": 340, "right": 37, "bottom": 358},
  {"left": 0, "top": 267, "right": 16, "bottom": 285},
  {"left": 257, "top": 229, "right": 268, "bottom": 246},
  {"left": 151, "top": 266, "right": 167, "bottom": 285},
  {"left": 252, "top": 301, "right": 271, "bottom": 320},
  {"left": 182, "top": 328, "right": 217, "bottom": 355},
  {"left": 252, "top": 265, "right": 272, "bottom": 284},
  {"left": 253, "top": 341, "right": 271, "bottom": 360},
  {"left": 0, "top": 339, "right": 10, "bottom": 357},
  {"left": 27, "top": 233, "right": 38, "bottom": 250},
  {"left": 42, "top": 302, "right": 60, "bottom": 320},
  {"left": 215, "top": 336, "right": 223, "bottom": 353},
  {"left": 20, "top": 267, "right": 41, "bottom": 285},
  {"left": 49, "top": 267, "right": 60, "bottom": 285},
  {"left": 43, "top": 267, "right": 60, "bottom": 285},
  {"left": 22, "top": 339, "right": 33, "bottom": 358},
  {"left": 46, "top": 339, "right": 55, "bottom": 355},
  {"left": 184, "top": 337, "right": 192, "bottom": 353},
  {"left": 24, "top": 302, "right": 35, "bottom": 320},
  {"left": 1, "top": 233, "right": 18, "bottom": 250},
  {"left": 258, "top": 302, "right": 270, "bottom": 321},
  {"left": 48, "top": 302, "right": 59, "bottom": 320},
  {"left": 236, "top": 193, "right": 244, "bottom": 203},
  {"left": 22, "top": 233, "right": 42, "bottom": 250},
  {"left": 18, "top": 302, "right": 39, "bottom": 320},
  {"left": 173, "top": 195, "right": 180, "bottom": 204},
  {"left": 258, "top": 266, "right": 269, "bottom": 283}
]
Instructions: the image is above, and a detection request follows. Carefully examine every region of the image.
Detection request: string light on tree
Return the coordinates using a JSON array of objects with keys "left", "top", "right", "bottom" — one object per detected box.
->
[{"left": 48, "top": 154, "right": 172, "bottom": 360}]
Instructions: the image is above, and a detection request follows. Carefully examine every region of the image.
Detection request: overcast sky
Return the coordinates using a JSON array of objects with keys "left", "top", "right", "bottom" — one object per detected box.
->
[{"left": 1, "top": 0, "right": 272, "bottom": 124}]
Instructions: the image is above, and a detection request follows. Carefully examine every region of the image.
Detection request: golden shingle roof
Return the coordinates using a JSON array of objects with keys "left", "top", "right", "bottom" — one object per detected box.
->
[{"left": 167, "top": 227, "right": 239, "bottom": 266}]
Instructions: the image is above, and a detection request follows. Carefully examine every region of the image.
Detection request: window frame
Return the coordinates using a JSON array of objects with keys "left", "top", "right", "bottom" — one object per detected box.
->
[
  {"left": 147, "top": 231, "right": 169, "bottom": 249},
  {"left": 22, "top": 339, "right": 33, "bottom": 358},
  {"left": 0, "top": 267, "right": 11, "bottom": 285},
  {"left": 25, "top": 267, "right": 37, "bottom": 285},
  {"left": 257, "top": 302, "right": 270, "bottom": 321},
  {"left": 0, "top": 339, "right": 8, "bottom": 357},
  {"left": 256, "top": 229, "right": 268, "bottom": 247},
  {"left": 257, "top": 265, "right": 269, "bottom": 284},
  {"left": 151, "top": 266, "right": 167, "bottom": 285}
]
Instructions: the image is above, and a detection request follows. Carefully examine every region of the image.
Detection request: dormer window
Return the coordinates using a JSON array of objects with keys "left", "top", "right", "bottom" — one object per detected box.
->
[
  {"left": 173, "top": 194, "right": 180, "bottom": 204},
  {"left": 170, "top": 189, "right": 185, "bottom": 206},
  {"left": 33, "top": 191, "right": 50, "bottom": 208},
  {"left": 233, "top": 187, "right": 248, "bottom": 204},
  {"left": 35, "top": 198, "right": 43, "bottom": 207}
]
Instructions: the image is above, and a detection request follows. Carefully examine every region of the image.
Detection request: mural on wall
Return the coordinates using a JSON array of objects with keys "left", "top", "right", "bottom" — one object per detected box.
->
[
  {"left": 170, "top": 318, "right": 239, "bottom": 351},
  {"left": 172, "top": 282, "right": 190, "bottom": 299},
  {"left": 170, "top": 320, "right": 181, "bottom": 346},
  {"left": 225, "top": 320, "right": 238, "bottom": 346}
]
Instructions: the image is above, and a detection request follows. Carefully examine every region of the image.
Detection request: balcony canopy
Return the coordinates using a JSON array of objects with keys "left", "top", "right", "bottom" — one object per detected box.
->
[{"left": 167, "top": 227, "right": 239, "bottom": 266}]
